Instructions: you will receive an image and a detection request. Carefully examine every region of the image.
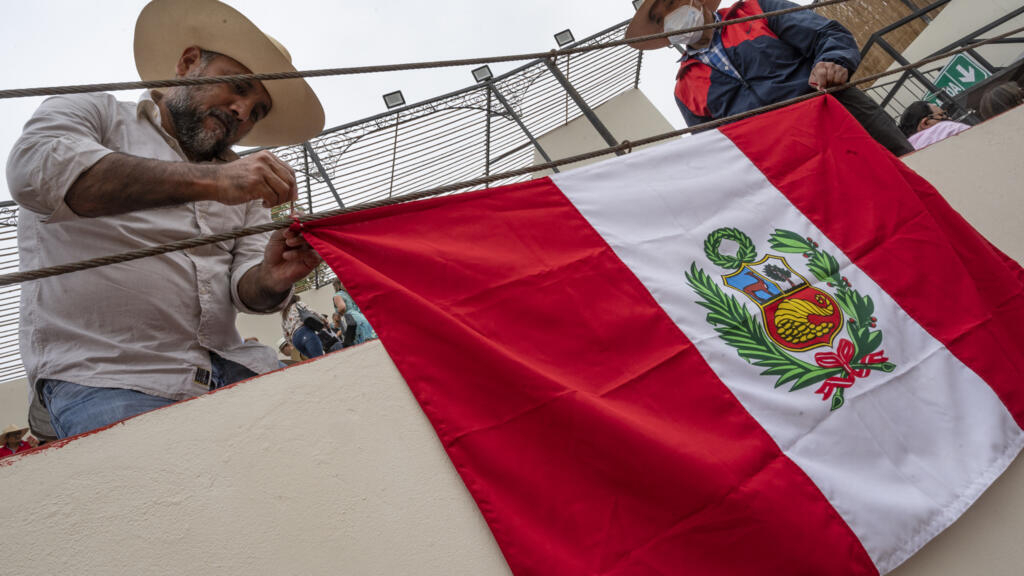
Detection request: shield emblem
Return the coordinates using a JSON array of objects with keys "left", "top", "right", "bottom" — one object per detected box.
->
[{"left": 723, "top": 256, "right": 843, "bottom": 352}]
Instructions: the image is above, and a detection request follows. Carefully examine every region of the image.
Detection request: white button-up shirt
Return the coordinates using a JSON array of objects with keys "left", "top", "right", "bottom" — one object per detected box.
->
[{"left": 6, "top": 91, "right": 286, "bottom": 400}]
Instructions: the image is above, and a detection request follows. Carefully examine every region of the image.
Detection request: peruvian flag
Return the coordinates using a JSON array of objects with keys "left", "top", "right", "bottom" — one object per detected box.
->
[{"left": 301, "top": 96, "right": 1024, "bottom": 575}]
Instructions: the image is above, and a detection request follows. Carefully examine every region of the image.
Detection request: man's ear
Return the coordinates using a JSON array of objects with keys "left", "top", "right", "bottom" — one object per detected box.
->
[{"left": 175, "top": 45, "right": 204, "bottom": 78}]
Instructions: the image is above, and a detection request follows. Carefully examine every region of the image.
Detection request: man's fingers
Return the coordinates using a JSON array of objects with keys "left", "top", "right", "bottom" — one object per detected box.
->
[
  {"left": 281, "top": 246, "right": 321, "bottom": 267},
  {"left": 812, "top": 63, "right": 849, "bottom": 89},
  {"left": 260, "top": 169, "right": 293, "bottom": 207},
  {"left": 262, "top": 154, "right": 298, "bottom": 202},
  {"left": 809, "top": 65, "right": 826, "bottom": 90},
  {"left": 282, "top": 227, "right": 309, "bottom": 247},
  {"left": 829, "top": 66, "right": 843, "bottom": 87}
]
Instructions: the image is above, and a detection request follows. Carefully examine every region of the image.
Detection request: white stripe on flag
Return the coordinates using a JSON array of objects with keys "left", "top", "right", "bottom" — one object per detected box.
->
[{"left": 552, "top": 130, "right": 1024, "bottom": 573}]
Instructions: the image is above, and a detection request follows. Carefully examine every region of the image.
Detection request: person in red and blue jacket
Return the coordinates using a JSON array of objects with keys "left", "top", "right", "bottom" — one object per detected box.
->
[{"left": 627, "top": 0, "right": 913, "bottom": 156}]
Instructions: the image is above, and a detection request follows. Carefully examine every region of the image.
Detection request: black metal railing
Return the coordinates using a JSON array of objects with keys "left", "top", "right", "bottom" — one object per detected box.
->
[{"left": 862, "top": 0, "right": 1024, "bottom": 121}]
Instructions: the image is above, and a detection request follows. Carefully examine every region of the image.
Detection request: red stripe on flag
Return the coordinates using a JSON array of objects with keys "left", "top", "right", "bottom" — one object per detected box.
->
[
  {"left": 302, "top": 179, "right": 875, "bottom": 575},
  {"left": 720, "top": 95, "right": 1024, "bottom": 427}
]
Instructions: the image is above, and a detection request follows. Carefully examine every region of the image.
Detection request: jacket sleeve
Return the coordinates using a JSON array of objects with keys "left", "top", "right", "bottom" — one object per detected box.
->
[
  {"left": 759, "top": 0, "right": 861, "bottom": 74},
  {"left": 676, "top": 96, "right": 714, "bottom": 128}
]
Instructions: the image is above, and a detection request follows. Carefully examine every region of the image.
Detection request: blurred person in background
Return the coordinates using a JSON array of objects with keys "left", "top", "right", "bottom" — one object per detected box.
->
[
  {"left": 0, "top": 425, "right": 36, "bottom": 458},
  {"left": 277, "top": 337, "right": 304, "bottom": 365},
  {"left": 332, "top": 279, "right": 378, "bottom": 347},
  {"left": 899, "top": 101, "right": 972, "bottom": 150},
  {"left": 979, "top": 82, "right": 1024, "bottom": 120}
]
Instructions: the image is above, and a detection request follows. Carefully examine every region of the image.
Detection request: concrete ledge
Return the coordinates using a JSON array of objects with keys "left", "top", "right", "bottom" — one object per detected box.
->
[{"left": 0, "top": 342, "right": 509, "bottom": 576}]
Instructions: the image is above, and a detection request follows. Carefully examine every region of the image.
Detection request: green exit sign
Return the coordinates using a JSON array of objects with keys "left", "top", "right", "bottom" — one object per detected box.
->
[{"left": 926, "top": 53, "right": 992, "bottom": 104}]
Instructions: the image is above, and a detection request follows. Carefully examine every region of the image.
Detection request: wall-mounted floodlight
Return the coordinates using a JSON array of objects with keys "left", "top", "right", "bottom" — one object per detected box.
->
[
  {"left": 632, "top": 0, "right": 644, "bottom": 10},
  {"left": 472, "top": 65, "right": 494, "bottom": 83},
  {"left": 554, "top": 29, "right": 575, "bottom": 48},
  {"left": 383, "top": 90, "right": 406, "bottom": 110}
]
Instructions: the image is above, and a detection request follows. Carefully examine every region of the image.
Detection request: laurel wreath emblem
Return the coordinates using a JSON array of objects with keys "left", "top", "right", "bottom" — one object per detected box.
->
[{"left": 686, "top": 228, "right": 896, "bottom": 411}]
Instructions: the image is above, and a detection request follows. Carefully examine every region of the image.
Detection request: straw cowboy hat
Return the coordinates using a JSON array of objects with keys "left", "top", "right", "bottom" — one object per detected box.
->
[
  {"left": 625, "top": 0, "right": 722, "bottom": 51},
  {"left": 2, "top": 424, "right": 28, "bottom": 442},
  {"left": 134, "top": 0, "right": 325, "bottom": 146}
]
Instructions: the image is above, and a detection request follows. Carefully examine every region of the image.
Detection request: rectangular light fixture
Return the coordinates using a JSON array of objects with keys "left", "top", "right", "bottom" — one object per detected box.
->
[
  {"left": 472, "top": 65, "right": 494, "bottom": 83},
  {"left": 383, "top": 90, "right": 406, "bottom": 110},
  {"left": 554, "top": 29, "right": 575, "bottom": 48}
]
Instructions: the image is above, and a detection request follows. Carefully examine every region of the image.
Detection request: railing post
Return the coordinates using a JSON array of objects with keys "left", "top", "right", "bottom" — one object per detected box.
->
[
  {"left": 484, "top": 85, "right": 492, "bottom": 187},
  {"left": 488, "top": 80, "right": 560, "bottom": 173},
  {"left": 302, "top": 142, "right": 346, "bottom": 208},
  {"left": 388, "top": 113, "right": 401, "bottom": 198},
  {"left": 302, "top": 145, "right": 313, "bottom": 212},
  {"left": 543, "top": 58, "right": 623, "bottom": 156}
]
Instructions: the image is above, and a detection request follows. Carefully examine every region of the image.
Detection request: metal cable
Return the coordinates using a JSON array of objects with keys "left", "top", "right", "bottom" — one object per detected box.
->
[
  {"left": 0, "top": 23, "right": 1019, "bottom": 288},
  {"left": 0, "top": 0, "right": 851, "bottom": 100}
]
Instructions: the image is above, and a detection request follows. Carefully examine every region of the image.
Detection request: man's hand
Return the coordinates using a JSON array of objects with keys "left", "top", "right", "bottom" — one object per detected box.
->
[
  {"left": 261, "top": 226, "right": 321, "bottom": 293},
  {"left": 237, "top": 226, "right": 321, "bottom": 312},
  {"left": 213, "top": 151, "right": 298, "bottom": 208},
  {"left": 809, "top": 62, "right": 850, "bottom": 91}
]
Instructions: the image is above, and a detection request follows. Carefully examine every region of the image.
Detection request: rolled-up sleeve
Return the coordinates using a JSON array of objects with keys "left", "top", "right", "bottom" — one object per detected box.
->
[
  {"left": 6, "top": 94, "right": 117, "bottom": 224},
  {"left": 229, "top": 199, "right": 292, "bottom": 314}
]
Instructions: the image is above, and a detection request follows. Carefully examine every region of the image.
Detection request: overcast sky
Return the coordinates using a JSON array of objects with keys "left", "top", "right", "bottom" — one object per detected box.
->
[{"left": 0, "top": 0, "right": 812, "bottom": 201}]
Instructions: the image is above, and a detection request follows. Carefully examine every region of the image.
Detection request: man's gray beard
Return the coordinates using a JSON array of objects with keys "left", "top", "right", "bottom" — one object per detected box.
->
[{"left": 164, "top": 87, "right": 236, "bottom": 162}]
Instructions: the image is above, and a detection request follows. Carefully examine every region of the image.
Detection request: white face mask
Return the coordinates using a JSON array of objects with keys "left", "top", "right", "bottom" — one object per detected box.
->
[{"left": 664, "top": 2, "right": 705, "bottom": 47}]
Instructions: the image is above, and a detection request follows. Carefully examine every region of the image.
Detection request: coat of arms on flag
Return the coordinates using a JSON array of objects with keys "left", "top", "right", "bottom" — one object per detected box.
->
[{"left": 687, "top": 228, "right": 896, "bottom": 411}]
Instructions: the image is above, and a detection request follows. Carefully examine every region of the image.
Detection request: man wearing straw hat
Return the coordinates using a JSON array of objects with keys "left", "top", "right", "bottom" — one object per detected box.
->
[
  {"left": 626, "top": 0, "right": 913, "bottom": 156},
  {"left": 0, "top": 425, "right": 35, "bottom": 458},
  {"left": 6, "top": 0, "right": 325, "bottom": 439}
]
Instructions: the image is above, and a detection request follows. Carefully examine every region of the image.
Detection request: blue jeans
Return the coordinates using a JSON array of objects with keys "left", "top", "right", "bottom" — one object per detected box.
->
[
  {"left": 291, "top": 326, "right": 325, "bottom": 358},
  {"left": 40, "top": 352, "right": 259, "bottom": 439}
]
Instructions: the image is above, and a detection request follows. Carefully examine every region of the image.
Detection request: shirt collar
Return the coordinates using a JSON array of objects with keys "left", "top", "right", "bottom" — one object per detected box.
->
[{"left": 136, "top": 90, "right": 161, "bottom": 123}]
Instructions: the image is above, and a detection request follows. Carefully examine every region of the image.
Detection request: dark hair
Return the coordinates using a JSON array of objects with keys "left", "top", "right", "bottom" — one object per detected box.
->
[
  {"left": 898, "top": 101, "right": 934, "bottom": 137},
  {"left": 280, "top": 294, "right": 301, "bottom": 319},
  {"left": 979, "top": 82, "right": 1024, "bottom": 120}
]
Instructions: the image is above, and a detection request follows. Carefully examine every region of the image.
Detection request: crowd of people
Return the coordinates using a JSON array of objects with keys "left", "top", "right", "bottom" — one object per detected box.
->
[
  {"left": 3, "top": 0, "right": 1020, "bottom": 442},
  {"left": 277, "top": 279, "right": 378, "bottom": 363}
]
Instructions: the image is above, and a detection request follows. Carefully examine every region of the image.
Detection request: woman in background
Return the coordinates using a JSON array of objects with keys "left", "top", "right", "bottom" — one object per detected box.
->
[
  {"left": 332, "top": 279, "right": 378, "bottom": 347},
  {"left": 280, "top": 295, "right": 328, "bottom": 359},
  {"left": 979, "top": 82, "right": 1024, "bottom": 120}
]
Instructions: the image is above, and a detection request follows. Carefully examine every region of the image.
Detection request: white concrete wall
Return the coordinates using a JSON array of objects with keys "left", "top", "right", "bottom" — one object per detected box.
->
[
  {"left": 0, "top": 376, "right": 27, "bottom": 429},
  {"left": 900, "top": 0, "right": 1024, "bottom": 67},
  {"left": 901, "top": 105, "right": 1024, "bottom": 262},
  {"left": 532, "top": 88, "right": 677, "bottom": 173},
  {"left": 0, "top": 342, "right": 511, "bottom": 576},
  {"left": 1, "top": 106, "right": 1023, "bottom": 576}
]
